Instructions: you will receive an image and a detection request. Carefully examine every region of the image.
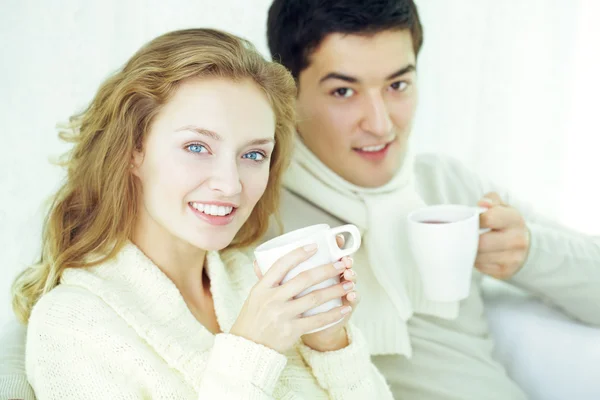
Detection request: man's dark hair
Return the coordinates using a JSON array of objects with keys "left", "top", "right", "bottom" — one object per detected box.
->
[{"left": 267, "top": 0, "right": 423, "bottom": 80}]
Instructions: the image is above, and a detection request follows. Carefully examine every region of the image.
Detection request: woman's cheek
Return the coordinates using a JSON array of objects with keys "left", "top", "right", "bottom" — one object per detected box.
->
[{"left": 240, "top": 166, "right": 270, "bottom": 205}]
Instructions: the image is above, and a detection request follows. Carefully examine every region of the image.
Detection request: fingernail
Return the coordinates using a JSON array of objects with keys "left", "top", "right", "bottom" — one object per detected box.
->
[
  {"left": 481, "top": 197, "right": 494, "bottom": 205},
  {"left": 303, "top": 243, "right": 318, "bottom": 252},
  {"left": 334, "top": 261, "right": 345, "bottom": 270},
  {"left": 343, "top": 257, "right": 352, "bottom": 267},
  {"left": 341, "top": 306, "right": 352, "bottom": 315},
  {"left": 343, "top": 282, "right": 354, "bottom": 291},
  {"left": 347, "top": 292, "right": 357, "bottom": 301}
]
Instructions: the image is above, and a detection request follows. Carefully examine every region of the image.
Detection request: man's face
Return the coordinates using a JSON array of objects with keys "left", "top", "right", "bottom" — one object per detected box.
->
[{"left": 296, "top": 29, "right": 418, "bottom": 188}]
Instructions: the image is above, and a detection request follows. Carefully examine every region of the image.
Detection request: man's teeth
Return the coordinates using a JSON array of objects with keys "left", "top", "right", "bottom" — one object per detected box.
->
[
  {"left": 191, "top": 203, "right": 234, "bottom": 216},
  {"left": 360, "top": 144, "right": 386, "bottom": 152}
]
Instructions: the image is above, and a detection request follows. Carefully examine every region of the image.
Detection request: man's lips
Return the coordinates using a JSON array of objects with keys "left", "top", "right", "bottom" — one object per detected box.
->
[{"left": 352, "top": 138, "right": 397, "bottom": 161}]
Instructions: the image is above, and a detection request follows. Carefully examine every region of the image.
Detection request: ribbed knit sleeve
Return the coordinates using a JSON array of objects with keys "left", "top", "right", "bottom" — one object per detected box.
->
[
  {"left": 26, "top": 309, "right": 149, "bottom": 399},
  {"left": 0, "top": 320, "right": 35, "bottom": 400},
  {"left": 296, "top": 324, "right": 394, "bottom": 399},
  {"left": 198, "top": 333, "right": 287, "bottom": 398},
  {"left": 510, "top": 222, "right": 600, "bottom": 326}
]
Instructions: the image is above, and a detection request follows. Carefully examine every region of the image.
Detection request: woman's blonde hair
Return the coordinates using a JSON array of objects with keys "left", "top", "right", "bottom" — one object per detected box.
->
[{"left": 12, "top": 28, "right": 297, "bottom": 323}]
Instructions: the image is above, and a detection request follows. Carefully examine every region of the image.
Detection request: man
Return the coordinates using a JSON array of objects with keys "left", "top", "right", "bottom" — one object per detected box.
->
[{"left": 265, "top": 0, "right": 600, "bottom": 399}]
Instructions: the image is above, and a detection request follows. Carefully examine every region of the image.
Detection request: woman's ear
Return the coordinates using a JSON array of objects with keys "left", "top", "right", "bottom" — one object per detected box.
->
[{"left": 130, "top": 150, "right": 144, "bottom": 177}]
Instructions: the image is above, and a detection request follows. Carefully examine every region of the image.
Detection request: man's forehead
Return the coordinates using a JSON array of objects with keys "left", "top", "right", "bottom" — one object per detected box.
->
[{"left": 306, "top": 30, "right": 416, "bottom": 82}]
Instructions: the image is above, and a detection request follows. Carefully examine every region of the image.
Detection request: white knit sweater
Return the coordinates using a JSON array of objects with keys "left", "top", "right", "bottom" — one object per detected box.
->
[
  {"left": 25, "top": 243, "right": 393, "bottom": 399},
  {"left": 274, "top": 153, "right": 600, "bottom": 399}
]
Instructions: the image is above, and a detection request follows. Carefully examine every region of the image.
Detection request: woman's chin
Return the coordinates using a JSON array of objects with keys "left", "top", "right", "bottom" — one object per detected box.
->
[{"left": 189, "top": 235, "right": 236, "bottom": 252}]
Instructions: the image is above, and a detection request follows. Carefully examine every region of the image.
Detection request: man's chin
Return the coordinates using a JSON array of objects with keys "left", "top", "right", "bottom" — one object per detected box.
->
[
  {"left": 354, "top": 173, "right": 396, "bottom": 188},
  {"left": 337, "top": 166, "right": 396, "bottom": 188},
  {"left": 343, "top": 146, "right": 406, "bottom": 187},
  {"left": 345, "top": 158, "right": 403, "bottom": 188}
]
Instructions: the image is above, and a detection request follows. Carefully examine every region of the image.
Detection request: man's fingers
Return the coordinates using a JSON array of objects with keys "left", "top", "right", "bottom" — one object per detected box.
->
[
  {"left": 475, "top": 250, "right": 526, "bottom": 268},
  {"left": 478, "top": 192, "right": 505, "bottom": 207},
  {"left": 474, "top": 262, "right": 503, "bottom": 278},
  {"left": 478, "top": 230, "right": 529, "bottom": 253},
  {"left": 479, "top": 206, "right": 524, "bottom": 230}
]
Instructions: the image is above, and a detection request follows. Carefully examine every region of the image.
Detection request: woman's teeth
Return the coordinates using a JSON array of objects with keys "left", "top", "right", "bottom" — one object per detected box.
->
[
  {"left": 190, "top": 202, "right": 234, "bottom": 216},
  {"left": 359, "top": 144, "right": 386, "bottom": 152}
]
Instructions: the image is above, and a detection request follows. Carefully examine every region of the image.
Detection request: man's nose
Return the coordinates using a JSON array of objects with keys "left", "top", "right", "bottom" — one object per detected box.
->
[{"left": 360, "top": 93, "right": 393, "bottom": 137}]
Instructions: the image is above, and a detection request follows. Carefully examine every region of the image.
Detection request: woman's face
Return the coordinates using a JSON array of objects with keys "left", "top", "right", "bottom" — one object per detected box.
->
[{"left": 133, "top": 77, "right": 276, "bottom": 251}]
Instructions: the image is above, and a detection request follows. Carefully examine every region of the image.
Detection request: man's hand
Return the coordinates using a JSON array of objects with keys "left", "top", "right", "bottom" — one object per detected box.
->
[{"left": 476, "top": 192, "right": 531, "bottom": 279}]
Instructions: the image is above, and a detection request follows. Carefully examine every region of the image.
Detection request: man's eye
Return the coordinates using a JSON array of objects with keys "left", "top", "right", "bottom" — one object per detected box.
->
[
  {"left": 332, "top": 88, "right": 355, "bottom": 98},
  {"left": 186, "top": 144, "right": 208, "bottom": 153},
  {"left": 390, "top": 81, "right": 408, "bottom": 91}
]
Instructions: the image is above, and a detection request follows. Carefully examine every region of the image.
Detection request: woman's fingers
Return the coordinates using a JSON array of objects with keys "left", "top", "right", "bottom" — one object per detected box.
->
[
  {"left": 253, "top": 260, "right": 263, "bottom": 279},
  {"left": 342, "top": 267, "right": 356, "bottom": 282},
  {"left": 278, "top": 256, "right": 352, "bottom": 299},
  {"left": 287, "top": 279, "right": 355, "bottom": 316},
  {"left": 335, "top": 234, "right": 345, "bottom": 248},
  {"left": 344, "top": 289, "right": 359, "bottom": 305},
  {"left": 259, "top": 244, "right": 318, "bottom": 288},
  {"left": 296, "top": 304, "right": 352, "bottom": 334}
]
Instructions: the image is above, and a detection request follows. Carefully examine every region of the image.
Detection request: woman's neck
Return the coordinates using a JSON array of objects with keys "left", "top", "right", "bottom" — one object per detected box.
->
[{"left": 131, "top": 211, "right": 207, "bottom": 301}]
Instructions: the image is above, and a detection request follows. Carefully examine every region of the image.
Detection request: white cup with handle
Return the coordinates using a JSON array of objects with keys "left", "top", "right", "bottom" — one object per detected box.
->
[
  {"left": 407, "top": 205, "right": 490, "bottom": 302},
  {"left": 254, "top": 224, "right": 361, "bottom": 333}
]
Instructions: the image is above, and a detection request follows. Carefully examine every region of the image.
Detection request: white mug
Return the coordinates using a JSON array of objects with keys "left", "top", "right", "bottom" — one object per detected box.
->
[
  {"left": 254, "top": 224, "right": 361, "bottom": 333},
  {"left": 407, "top": 205, "right": 489, "bottom": 302}
]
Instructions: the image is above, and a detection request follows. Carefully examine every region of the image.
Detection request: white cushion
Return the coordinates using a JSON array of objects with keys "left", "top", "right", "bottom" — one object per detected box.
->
[{"left": 482, "top": 278, "right": 600, "bottom": 400}]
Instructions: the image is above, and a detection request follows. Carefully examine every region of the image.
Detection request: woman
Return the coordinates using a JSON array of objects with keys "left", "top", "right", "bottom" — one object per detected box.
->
[{"left": 12, "top": 28, "right": 393, "bottom": 399}]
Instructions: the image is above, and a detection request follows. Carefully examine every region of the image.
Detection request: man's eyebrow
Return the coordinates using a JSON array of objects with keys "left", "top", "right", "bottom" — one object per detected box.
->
[
  {"left": 318, "top": 64, "right": 416, "bottom": 85},
  {"left": 319, "top": 72, "right": 359, "bottom": 84},
  {"left": 176, "top": 125, "right": 222, "bottom": 140},
  {"left": 386, "top": 64, "right": 416, "bottom": 80}
]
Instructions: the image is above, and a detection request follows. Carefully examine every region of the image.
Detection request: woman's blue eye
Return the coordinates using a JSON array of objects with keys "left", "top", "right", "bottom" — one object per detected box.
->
[
  {"left": 187, "top": 144, "right": 207, "bottom": 153},
  {"left": 242, "top": 151, "right": 265, "bottom": 161}
]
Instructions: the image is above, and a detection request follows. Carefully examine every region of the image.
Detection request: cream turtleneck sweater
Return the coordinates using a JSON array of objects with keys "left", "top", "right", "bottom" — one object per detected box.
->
[{"left": 24, "top": 243, "right": 393, "bottom": 399}]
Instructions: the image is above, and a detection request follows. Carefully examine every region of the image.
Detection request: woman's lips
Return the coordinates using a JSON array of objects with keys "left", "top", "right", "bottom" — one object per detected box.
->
[{"left": 188, "top": 203, "right": 238, "bottom": 226}]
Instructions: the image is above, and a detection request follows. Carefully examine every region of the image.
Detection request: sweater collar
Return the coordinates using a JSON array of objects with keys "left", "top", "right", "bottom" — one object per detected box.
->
[{"left": 60, "top": 243, "right": 255, "bottom": 391}]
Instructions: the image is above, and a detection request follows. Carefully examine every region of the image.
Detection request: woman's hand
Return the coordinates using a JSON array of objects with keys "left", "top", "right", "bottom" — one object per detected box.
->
[
  {"left": 230, "top": 244, "right": 355, "bottom": 354},
  {"left": 301, "top": 235, "right": 359, "bottom": 352}
]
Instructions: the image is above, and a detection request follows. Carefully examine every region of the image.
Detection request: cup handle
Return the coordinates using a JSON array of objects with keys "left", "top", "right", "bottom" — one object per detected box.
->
[
  {"left": 327, "top": 224, "right": 362, "bottom": 259},
  {"left": 476, "top": 206, "right": 492, "bottom": 234}
]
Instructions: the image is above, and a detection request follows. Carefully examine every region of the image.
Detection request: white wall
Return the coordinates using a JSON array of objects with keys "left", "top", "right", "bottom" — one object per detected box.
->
[
  {"left": 1, "top": 0, "right": 599, "bottom": 329},
  {"left": 414, "top": 0, "right": 600, "bottom": 228}
]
